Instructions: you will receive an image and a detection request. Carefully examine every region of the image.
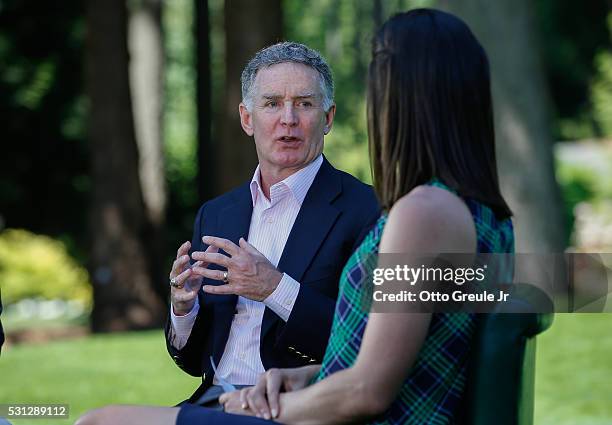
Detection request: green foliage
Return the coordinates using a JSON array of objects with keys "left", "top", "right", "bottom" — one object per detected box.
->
[
  {"left": 534, "top": 0, "right": 610, "bottom": 140},
  {"left": 557, "top": 162, "right": 597, "bottom": 243},
  {"left": 323, "top": 103, "right": 371, "bottom": 183},
  {"left": 13, "top": 60, "right": 56, "bottom": 110},
  {"left": 284, "top": 0, "right": 433, "bottom": 179},
  {"left": 557, "top": 148, "right": 612, "bottom": 204},
  {"left": 0, "top": 229, "right": 92, "bottom": 306},
  {"left": 163, "top": 0, "right": 198, "bottom": 208},
  {"left": 555, "top": 143, "right": 612, "bottom": 245},
  {"left": 0, "top": 0, "right": 88, "bottom": 261},
  {"left": 591, "top": 14, "right": 612, "bottom": 138},
  {"left": 163, "top": 0, "right": 230, "bottom": 200}
]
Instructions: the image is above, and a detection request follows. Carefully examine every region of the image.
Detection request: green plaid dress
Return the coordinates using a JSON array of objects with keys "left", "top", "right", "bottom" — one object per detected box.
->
[{"left": 313, "top": 181, "right": 514, "bottom": 424}]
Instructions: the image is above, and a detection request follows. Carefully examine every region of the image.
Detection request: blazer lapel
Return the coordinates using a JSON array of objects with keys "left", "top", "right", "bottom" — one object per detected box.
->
[{"left": 261, "top": 158, "right": 342, "bottom": 337}]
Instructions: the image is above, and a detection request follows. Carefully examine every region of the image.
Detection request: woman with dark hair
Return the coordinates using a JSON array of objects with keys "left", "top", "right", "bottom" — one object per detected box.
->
[{"left": 77, "top": 8, "right": 513, "bottom": 425}]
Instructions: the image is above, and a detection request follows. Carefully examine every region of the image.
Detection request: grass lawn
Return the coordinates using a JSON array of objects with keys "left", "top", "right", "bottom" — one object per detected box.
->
[
  {"left": 0, "top": 330, "right": 199, "bottom": 424},
  {"left": 534, "top": 314, "right": 612, "bottom": 425},
  {"left": 0, "top": 314, "right": 611, "bottom": 424}
]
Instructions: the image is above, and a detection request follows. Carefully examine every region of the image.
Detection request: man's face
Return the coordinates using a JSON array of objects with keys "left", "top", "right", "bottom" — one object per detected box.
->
[{"left": 239, "top": 62, "right": 335, "bottom": 176}]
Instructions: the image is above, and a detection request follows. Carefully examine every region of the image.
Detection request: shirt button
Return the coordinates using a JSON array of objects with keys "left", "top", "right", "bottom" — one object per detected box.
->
[
  {"left": 284, "top": 298, "right": 293, "bottom": 306},
  {"left": 239, "top": 352, "right": 246, "bottom": 360},
  {"left": 267, "top": 218, "right": 273, "bottom": 224}
]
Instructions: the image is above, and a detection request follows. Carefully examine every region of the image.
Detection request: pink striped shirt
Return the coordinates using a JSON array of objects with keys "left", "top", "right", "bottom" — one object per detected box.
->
[{"left": 170, "top": 154, "right": 323, "bottom": 385}]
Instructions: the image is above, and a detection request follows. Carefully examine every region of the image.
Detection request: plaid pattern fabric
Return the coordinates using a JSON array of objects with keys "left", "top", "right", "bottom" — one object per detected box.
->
[{"left": 314, "top": 180, "right": 514, "bottom": 424}]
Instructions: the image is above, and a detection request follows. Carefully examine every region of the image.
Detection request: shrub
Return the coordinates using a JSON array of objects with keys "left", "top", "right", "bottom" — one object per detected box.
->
[{"left": 0, "top": 229, "right": 92, "bottom": 307}]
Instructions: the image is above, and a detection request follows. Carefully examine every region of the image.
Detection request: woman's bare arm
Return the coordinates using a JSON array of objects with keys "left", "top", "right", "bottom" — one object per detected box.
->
[{"left": 272, "top": 186, "right": 477, "bottom": 425}]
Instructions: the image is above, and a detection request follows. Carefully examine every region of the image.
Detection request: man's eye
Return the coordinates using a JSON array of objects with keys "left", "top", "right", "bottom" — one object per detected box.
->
[
  {"left": 265, "top": 101, "right": 279, "bottom": 108},
  {"left": 298, "top": 101, "right": 313, "bottom": 107}
]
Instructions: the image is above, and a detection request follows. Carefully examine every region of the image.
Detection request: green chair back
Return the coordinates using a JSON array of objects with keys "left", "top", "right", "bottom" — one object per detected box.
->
[{"left": 460, "top": 284, "right": 554, "bottom": 424}]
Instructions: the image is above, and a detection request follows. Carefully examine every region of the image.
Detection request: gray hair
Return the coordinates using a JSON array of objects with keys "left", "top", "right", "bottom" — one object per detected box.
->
[{"left": 241, "top": 41, "right": 334, "bottom": 112}]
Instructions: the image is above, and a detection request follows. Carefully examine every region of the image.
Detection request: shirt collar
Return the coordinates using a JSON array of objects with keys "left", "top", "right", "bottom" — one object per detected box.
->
[{"left": 249, "top": 154, "right": 324, "bottom": 207}]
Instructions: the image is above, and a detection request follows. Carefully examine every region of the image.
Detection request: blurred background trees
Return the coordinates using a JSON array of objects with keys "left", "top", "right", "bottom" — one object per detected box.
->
[
  {"left": 444, "top": 0, "right": 568, "bottom": 255},
  {"left": 0, "top": 0, "right": 610, "bottom": 332}
]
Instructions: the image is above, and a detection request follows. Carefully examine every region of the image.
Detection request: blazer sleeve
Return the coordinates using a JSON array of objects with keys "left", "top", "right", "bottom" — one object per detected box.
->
[
  {"left": 165, "top": 203, "right": 214, "bottom": 376},
  {"left": 274, "top": 190, "right": 381, "bottom": 362}
]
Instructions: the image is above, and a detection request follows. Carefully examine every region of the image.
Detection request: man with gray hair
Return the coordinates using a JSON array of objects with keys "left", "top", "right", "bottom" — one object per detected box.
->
[{"left": 164, "top": 41, "right": 379, "bottom": 407}]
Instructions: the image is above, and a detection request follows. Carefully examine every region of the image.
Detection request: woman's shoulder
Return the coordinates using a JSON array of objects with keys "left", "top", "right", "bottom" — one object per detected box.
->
[
  {"left": 382, "top": 184, "right": 476, "bottom": 253},
  {"left": 390, "top": 184, "right": 470, "bottom": 223}
]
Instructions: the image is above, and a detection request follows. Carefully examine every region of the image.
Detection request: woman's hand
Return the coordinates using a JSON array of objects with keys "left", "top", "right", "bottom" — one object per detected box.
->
[
  {"left": 222, "top": 365, "right": 320, "bottom": 420},
  {"left": 219, "top": 390, "right": 257, "bottom": 416}
]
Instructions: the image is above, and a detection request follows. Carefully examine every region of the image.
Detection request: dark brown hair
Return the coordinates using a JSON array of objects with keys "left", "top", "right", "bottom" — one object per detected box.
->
[{"left": 368, "top": 9, "right": 512, "bottom": 219}]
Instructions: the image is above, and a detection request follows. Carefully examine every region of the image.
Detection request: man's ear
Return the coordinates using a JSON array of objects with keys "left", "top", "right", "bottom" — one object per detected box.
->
[
  {"left": 239, "top": 103, "right": 254, "bottom": 136},
  {"left": 324, "top": 104, "right": 336, "bottom": 135}
]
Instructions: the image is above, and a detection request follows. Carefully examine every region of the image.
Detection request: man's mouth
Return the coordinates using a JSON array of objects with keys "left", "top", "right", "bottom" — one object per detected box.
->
[{"left": 277, "top": 136, "right": 301, "bottom": 143}]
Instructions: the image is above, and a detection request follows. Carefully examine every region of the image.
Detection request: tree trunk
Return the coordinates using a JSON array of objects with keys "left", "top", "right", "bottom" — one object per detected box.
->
[
  {"left": 217, "top": 0, "right": 283, "bottom": 194},
  {"left": 86, "top": 0, "right": 166, "bottom": 332},
  {"left": 128, "top": 0, "right": 168, "bottom": 301},
  {"left": 195, "top": 0, "right": 216, "bottom": 203},
  {"left": 128, "top": 0, "right": 166, "bottom": 228},
  {"left": 373, "top": 0, "right": 383, "bottom": 30},
  {"left": 440, "top": 0, "right": 568, "bottom": 252}
]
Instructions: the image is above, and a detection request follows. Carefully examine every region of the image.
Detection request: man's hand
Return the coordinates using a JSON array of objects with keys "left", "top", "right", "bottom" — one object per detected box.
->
[
  {"left": 169, "top": 241, "right": 217, "bottom": 316},
  {"left": 191, "top": 236, "right": 283, "bottom": 301},
  {"left": 221, "top": 365, "right": 321, "bottom": 420}
]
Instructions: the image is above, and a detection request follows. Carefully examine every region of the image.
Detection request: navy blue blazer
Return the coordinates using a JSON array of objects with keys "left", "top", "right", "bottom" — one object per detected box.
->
[{"left": 165, "top": 157, "right": 379, "bottom": 402}]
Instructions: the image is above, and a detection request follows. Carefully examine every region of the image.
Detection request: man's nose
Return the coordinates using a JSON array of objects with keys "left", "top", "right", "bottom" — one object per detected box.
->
[{"left": 280, "top": 103, "right": 298, "bottom": 127}]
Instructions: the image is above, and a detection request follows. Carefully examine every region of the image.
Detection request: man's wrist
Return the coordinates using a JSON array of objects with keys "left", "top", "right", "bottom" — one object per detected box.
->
[
  {"left": 264, "top": 269, "right": 284, "bottom": 299},
  {"left": 173, "top": 305, "right": 191, "bottom": 316},
  {"left": 172, "top": 300, "right": 197, "bottom": 317}
]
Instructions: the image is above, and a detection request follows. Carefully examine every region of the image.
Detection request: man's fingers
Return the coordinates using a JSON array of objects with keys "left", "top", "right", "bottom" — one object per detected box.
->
[
  {"left": 206, "top": 244, "right": 218, "bottom": 252},
  {"left": 239, "top": 237, "right": 259, "bottom": 254},
  {"left": 202, "top": 236, "right": 239, "bottom": 256},
  {"left": 201, "top": 244, "right": 219, "bottom": 256},
  {"left": 202, "top": 284, "right": 237, "bottom": 295},
  {"left": 172, "top": 267, "right": 192, "bottom": 287},
  {"left": 192, "top": 267, "right": 228, "bottom": 282},
  {"left": 170, "top": 254, "right": 190, "bottom": 277},
  {"left": 187, "top": 245, "right": 217, "bottom": 267},
  {"left": 191, "top": 252, "right": 230, "bottom": 268},
  {"left": 176, "top": 241, "right": 191, "bottom": 259}
]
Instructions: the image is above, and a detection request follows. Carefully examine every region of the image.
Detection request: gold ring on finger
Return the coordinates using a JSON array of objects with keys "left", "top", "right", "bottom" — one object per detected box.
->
[{"left": 170, "top": 276, "right": 184, "bottom": 289}]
